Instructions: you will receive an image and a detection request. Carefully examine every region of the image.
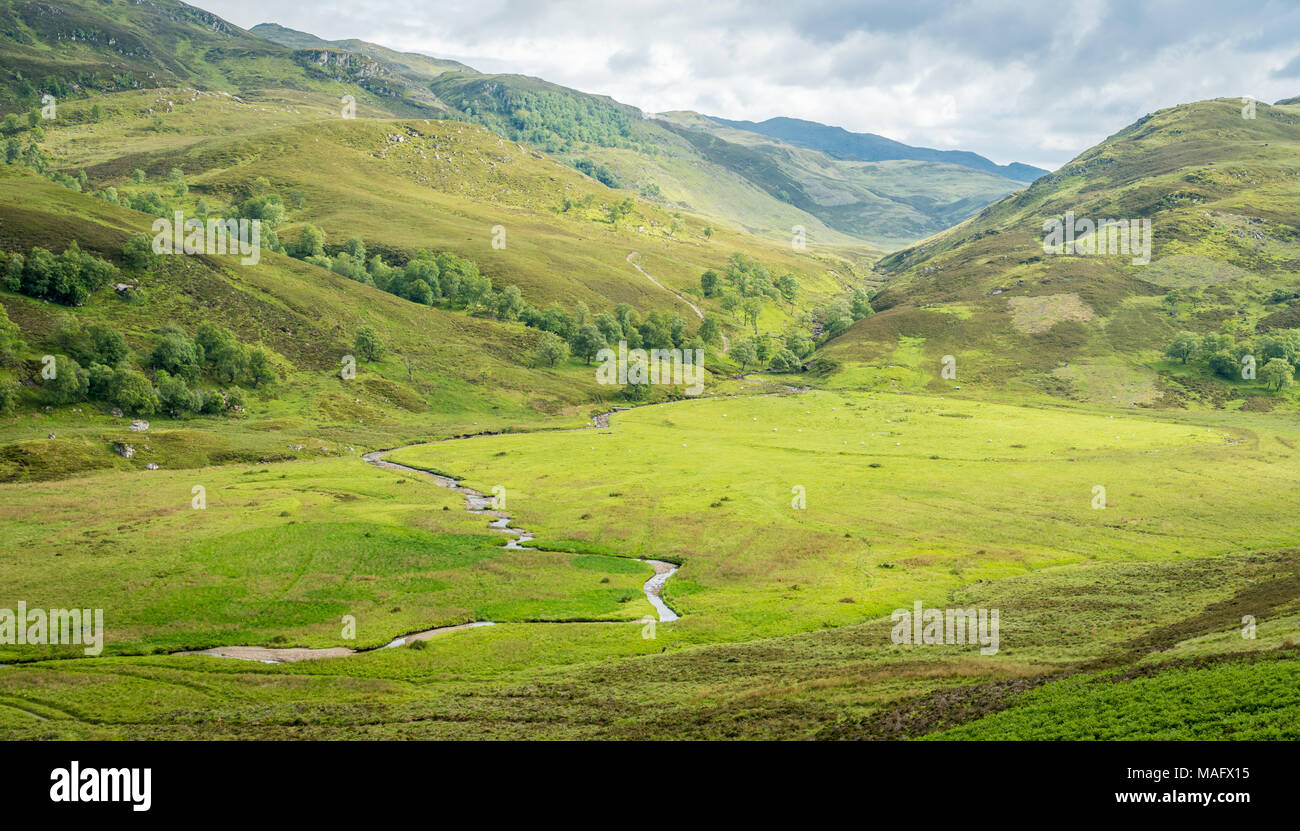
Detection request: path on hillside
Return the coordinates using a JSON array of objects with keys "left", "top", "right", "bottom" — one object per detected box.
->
[
  {"left": 182, "top": 411, "right": 679, "bottom": 664},
  {"left": 626, "top": 251, "right": 729, "bottom": 351}
]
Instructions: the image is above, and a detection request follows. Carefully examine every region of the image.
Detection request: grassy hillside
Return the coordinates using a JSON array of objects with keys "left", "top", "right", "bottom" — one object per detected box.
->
[
  {"left": 0, "top": 0, "right": 437, "bottom": 116},
  {"left": 657, "top": 111, "right": 1028, "bottom": 248},
  {"left": 0, "top": 164, "right": 610, "bottom": 480},
  {"left": 821, "top": 97, "right": 1300, "bottom": 412},
  {"left": 34, "top": 86, "right": 864, "bottom": 328}
]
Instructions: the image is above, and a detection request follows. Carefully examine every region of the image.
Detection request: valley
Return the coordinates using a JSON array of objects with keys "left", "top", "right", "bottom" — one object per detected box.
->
[{"left": 0, "top": 0, "right": 1296, "bottom": 747}]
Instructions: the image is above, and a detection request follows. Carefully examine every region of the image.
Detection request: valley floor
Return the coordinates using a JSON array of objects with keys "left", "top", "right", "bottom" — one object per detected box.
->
[{"left": 1, "top": 385, "right": 1298, "bottom": 739}]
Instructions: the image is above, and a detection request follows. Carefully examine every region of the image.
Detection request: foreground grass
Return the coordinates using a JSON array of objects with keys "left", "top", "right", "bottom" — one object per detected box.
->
[{"left": 3, "top": 389, "right": 1297, "bottom": 738}]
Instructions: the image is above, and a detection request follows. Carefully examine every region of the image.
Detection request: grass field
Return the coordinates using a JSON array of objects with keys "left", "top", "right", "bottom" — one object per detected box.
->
[{"left": 2, "top": 388, "right": 1296, "bottom": 739}]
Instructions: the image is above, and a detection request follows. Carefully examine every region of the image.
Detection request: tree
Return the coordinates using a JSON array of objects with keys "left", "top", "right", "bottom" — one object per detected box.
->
[
  {"left": 532, "top": 331, "right": 569, "bottom": 368},
  {"left": 700, "top": 269, "right": 720, "bottom": 297},
  {"left": 698, "top": 315, "right": 721, "bottom": 346},
  {"left": 0, "top": 381, "right": 16, "bottom": 416},
  {"left": 850, "top": 288, "right": 874, "bottom": 320},
  {"left": 122, "top": 233, "right": 158, "bottom": 270},
  {"left": 354, "top": 326, "right": 385, "bottom": 362},
  {"left": 150, "top": 330, "right": 201, "bottom": 379},
  {"left": 44, "top": 355, "right": 88, "bottom": 404},
  {"left": 605, "top": 197, "right": 635, "bottom": 226},
  {"left": 570, "top": 323, "right": 607, "bottom": 364},
  {"left": 109, "top": 367, "right": 158, "bottom": 415},
  {"left": 84, "top": 322, "right": 130, "bottom": 366},
  {"left": 593, "top": 311, "right": 622, "bottom": 345},
  {"left": 1261, "top": 358, "right": 1295, "bottom": 391},
  {"left": 344, "top": 237, "right": 366, "bottom": 261},
  {"left": 296, "top": 225, "right": 325, "bottom": 258},
  {"left": 1207, "top": 349, "right": 1239, "bottom": 379},
  {"left": 241, "top": 194, "right": 285, "bottom": 228},
  {"left": 495, "top": 285, "right": 525, "bottom": 320},
  {"left": 777, "top": 273, "right": 800, "bottom": 309},
  {"left": 0, "top": 304, "right": 24, "bottom": 365},
  {"left": 1165, "top": 332, "right": 1199, "bottom": 364},
  {"left": 245, "top": 346, "right": 276, "bottom": 387},
  {"left": 156, "top": 370, "right": 198, "bottom": 416},
  {"left": 741, "top": 297, "right": 763, "bottom": 335},
  {"left": 769, "top": 348, "right": 801, "bottom": 373},
  {"left": 729, "top": 340, "right": 757, "bottom": 371}
]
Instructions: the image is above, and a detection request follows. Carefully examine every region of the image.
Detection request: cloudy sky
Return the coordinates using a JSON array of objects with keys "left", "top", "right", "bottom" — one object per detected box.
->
[{"left": 200, "top": 0, "right": 1300, "bottom": 170}]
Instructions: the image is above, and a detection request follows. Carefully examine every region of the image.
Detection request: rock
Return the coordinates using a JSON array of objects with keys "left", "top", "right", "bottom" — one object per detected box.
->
[
  {"left": 113, "top": 443, "right": 135, "bottom": 459},
  {"left": 145, "top": 463, "right": 159, "bottom": 470},
  {"left": 129, "top": 420, "right": 149, "bottom": 432},
  {"left": 111, "top": 408, "right": 124, "bottom": 418},
  {"left": 287, "top": 444, "right": 303, "bottom": 451},
  {"left": 47, "top": 433, "right": 55, "bottom": 439}
]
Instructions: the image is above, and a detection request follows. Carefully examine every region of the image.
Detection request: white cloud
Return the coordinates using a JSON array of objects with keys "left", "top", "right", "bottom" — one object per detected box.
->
[{"left": 201, "top": 0, "right": 1300, "bottom": 170}]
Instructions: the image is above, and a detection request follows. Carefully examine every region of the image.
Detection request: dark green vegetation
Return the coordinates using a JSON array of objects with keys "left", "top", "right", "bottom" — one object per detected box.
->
[{"left": 0, "top": 1, "right": 1296, "bottom": 741}]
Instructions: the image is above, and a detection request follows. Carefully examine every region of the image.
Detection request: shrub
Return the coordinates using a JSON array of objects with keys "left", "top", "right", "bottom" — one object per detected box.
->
[
  {"left": 43, "top": 354, "right": 88, "bottom": 404},
  {"left": 354, "top": 326, "right": 385, "bottom": 362}
]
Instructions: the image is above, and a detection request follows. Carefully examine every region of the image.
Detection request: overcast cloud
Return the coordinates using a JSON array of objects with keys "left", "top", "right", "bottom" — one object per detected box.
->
[{"left": 199, "top": 0, "right": 1300, "bottom": 170}]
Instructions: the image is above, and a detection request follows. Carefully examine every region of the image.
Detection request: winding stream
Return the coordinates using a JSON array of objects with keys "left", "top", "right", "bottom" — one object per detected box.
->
[{"left": 186, "top": 412, "right": 681, "bottom": 663}]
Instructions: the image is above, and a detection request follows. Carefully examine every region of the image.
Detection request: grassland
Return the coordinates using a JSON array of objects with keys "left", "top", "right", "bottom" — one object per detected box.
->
[{"left": 1, "top": 388, "right": 1296, "bottom": 739}]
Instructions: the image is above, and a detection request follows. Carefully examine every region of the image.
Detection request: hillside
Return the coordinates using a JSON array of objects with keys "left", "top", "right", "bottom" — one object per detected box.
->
[
  {"left": 656, "top": 111, "right": 1029, "bottom": 247},
  {"left": 248, "top": 23, "right": 1030, "bottom": 249},
  {"left": 819, "top": 97, "right": 1300, "bottom": 410}
]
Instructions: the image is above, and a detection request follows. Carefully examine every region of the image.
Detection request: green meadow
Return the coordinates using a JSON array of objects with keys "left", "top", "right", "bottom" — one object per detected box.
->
[{"left": 2, "top": 389, "right": 1297, "bottom": 739}]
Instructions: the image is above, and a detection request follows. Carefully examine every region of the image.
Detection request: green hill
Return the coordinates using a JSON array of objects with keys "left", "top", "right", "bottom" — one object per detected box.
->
[{"left": 820, "top": 97, "right": 1300, "bottom": 410}]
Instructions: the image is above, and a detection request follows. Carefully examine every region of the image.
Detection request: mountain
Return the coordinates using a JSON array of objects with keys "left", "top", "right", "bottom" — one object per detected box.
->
[
  {"left": 245, "top": 23, "right": 1032, "bottom": 248},
  {"left": 708, "top": 116, "right": 1048, "bottom": 182},
  {"left": 818, "top": 97, "right": 1300, "bottom": 408},
  {"left": 249, "top": 22, "right": 476, "bottom": 79},
  {"left": 654, "top": 110, "right": 1031, "bottom": 248}
]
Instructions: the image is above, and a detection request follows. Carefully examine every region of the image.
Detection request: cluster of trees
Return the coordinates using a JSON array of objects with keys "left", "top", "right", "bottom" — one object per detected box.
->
[
  {"left": 1165, "top": 329, "right": 1298, "bottom": 391},
  {"left": 527, "top": 300, "right": 711, "bottom": 368},
  {"left": 440, "top": 81, "right": 644, "bottom": 153},
  {"left": 0, "top": 243, "right": 119, "bottom": 305},
  {"left": 729, "top": 331, "right": 815, "bottom": 373},
  {"left": 572, "top": 158, "right": 620, "bottom": 188},
  {"left": 40, "top": 317, "right": 269, "bottom": 416},
  {"left": 703, "top": 254, "right": 800, "bottom": 305},
  {"left": 819, "top": 289, "right": 876, "bottom": 341},
  {"left": 0, "top": 305, "right": 25, "bottom": 415},
  {"left": 288, "top": 233, "right": 500, "bottom": 313},
  {"left": 700, "top": 254, "right": 803, "bottom": 335}
]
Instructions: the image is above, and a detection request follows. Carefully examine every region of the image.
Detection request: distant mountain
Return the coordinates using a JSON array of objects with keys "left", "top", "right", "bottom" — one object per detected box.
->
[{"left": 708, "top": 116, "right": 1048, "bottom": 182}]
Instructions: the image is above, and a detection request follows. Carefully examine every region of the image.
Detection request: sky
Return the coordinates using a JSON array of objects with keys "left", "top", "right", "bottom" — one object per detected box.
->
[{"left": 198, "top": 0, "right": 1300, "bottom": 170}]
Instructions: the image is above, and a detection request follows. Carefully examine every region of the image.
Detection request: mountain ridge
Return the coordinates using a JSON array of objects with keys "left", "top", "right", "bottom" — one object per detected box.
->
[{"left": 706, "top": 115, "right": 1048, "bottom": 182}]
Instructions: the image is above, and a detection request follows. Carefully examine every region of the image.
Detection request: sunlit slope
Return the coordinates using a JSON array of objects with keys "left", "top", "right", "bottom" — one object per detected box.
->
[
  {"left": 42, "top": 90, "right": 865, "bottom": 316},
  {"left": 822, "top": 97, "right": 1300, "bottom": 405},
  {"left": 0, "top": 166, "right": 605, "bottom": 476},
  {"left": 0, "top": 0, "right": 441, "bottom": 116}
]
